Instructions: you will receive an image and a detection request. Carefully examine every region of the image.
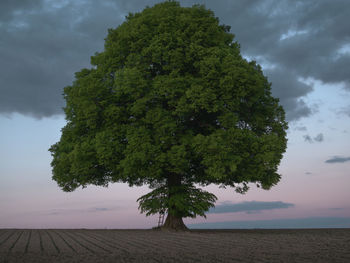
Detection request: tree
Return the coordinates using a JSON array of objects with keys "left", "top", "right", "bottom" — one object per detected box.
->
[{"left": 49, "top": 1, "right": 288, "bottom": 231}]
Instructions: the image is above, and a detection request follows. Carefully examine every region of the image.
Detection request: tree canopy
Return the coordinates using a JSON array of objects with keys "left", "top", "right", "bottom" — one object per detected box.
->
[{"left": 49, "top": 1, "right": 288, "bottom": 230}]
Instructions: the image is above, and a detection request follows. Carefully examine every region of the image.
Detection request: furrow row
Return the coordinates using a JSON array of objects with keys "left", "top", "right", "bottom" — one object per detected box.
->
[
  {"left": 63, "top": 230, "right": 97, "bottom": 254},
  {"left": 93, "top": 231, "right": 147, "bottom": 251},
  {"left": 78, "top": 231, "right": 129, "bottom": 254},
  {"left": 89, "top": 230, "right": 204, "bottom": 262},
  {"left": 38, "top": 230, "right": 44, "bottom": 252},
  {"left": 51, "top": 230, "right": 77, "bottom": 253},
  {"left": 51, "top": 230, "right": 86, "bottom": 253},
  {"left": 0, "top": 231, "right": 16, "bottom": 251},
  {"left": 0, "top": 230, "right": 9, "bottom": 240},
  {"left": 73, "top": 231, "right": 112, "bottom": 253},
  {"left": 8, "top": 231, "right": 24, "bottom": 253},
  {"left": 24, "top": 230, "right": 32, "bottom": 254},
  {"left": 0, "top": 229, "right": 271, "bottom": 262},
  {"left": 46, "top": 230, "right": 60, "bottom": 253}
]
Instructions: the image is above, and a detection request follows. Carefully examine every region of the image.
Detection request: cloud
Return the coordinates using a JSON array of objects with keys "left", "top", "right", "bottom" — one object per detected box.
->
[
  {"left": 314, "top": 133, "right": 324, "bottom": 142},
  {"left": 305, "top": 172, "right": 312, "bottom": 175},
  {"left": 338, "top": 106, "right": 350, "bottom": 117},
  {"left": 93, "top": 207, "right": 109, "bottom": 212},
  {"left": 189, "top": 217, "right": 350, "bottom": 229},
  {"left": 1, "top": 0, "right": 350, "bottom": 118},
  {"left": 0, "top": 0, "right": 127, "bottom": 118},
  {"left": 264, "top": 69, "right": 313, "bottom": 121},
  {"left": 253, "top": 1, "right": 350, "bottom": 87},
  {"left": 325, "top": 156, "right": 350, "bottom": 164},
  {"left": 303, "top": 133, "right": 324, "bottom": 143},
  {"left": 0, "top": 0, "right": 42, "bottom": 22},
  {"left": 295, "top": 126, "right": 307, "bottom": 131},
  {"left": 208, "top": 201, "right": 294, "bottom": 214},
  {"left": 207, "top": 0, "right": 350, "bottom": 116},
  {"left": 44, "top": 206, "right": 117, "bottom": 215},
  {"left": 303, "top": 135, "right": 313, "bottom": 143}
]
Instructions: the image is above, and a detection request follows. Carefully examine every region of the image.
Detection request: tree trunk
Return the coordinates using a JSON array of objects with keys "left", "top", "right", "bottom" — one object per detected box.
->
[
  {"left": 160, "top": 173, "right": 189, "bottom": 231},
  {"left": 162, "top": 213, "right": 188, "bottom": 231}
]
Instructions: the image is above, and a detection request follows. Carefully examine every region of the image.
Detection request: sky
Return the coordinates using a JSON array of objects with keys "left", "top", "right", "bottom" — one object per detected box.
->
[{"left": 0, "top": 0, "right": 350, "bottom": 229}]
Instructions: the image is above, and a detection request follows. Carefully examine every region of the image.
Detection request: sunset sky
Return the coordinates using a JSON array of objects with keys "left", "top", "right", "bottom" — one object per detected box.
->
[{"left": 1, "top": 0, "right": 349, "bottom": 229}]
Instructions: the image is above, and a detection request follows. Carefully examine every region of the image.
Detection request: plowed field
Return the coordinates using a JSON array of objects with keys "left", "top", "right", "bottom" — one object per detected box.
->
[{"left": 0, "top": 229, "right": 349, "bottom": 262}]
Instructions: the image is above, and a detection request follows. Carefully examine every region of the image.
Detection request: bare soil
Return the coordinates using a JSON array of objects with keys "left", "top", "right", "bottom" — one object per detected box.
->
[{"left": 0, "top": 229, "right": 349, "bottom": 262}]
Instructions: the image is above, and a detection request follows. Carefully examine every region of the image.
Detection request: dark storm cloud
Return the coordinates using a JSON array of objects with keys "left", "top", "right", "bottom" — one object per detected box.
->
[
  {"left": 0, "top": 0, "right": 42, "bottom": 22},
  {"left": 232, "top": 0, "right": 350, "bottom": 87},
  {"left": 206, "top": 0, "right": 350, "bottom": 120},
  {"left": 264, "top": 68, "right": 313, "bottom": 120},
  {"left": 1, "top": 0, "right": 350, "bottom": 118},
  {"left": 0, "top": 0, "right": 137, "bottom": 117},
  {"left": 325, "top": 156, "right": 350, "bottom": 164},
  {"left": 208, "top": 201, "right": 294, "bottom": 214}
]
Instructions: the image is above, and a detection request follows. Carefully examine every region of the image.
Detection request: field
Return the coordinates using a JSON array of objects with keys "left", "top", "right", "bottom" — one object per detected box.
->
[{"left": 0, "top": 229, "right": 349, "bottom": 262}]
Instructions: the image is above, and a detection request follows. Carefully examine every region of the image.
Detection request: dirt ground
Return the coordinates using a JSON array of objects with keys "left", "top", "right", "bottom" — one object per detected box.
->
[{"left": 0, "top": 228, "right": 349, "bottom": 262}]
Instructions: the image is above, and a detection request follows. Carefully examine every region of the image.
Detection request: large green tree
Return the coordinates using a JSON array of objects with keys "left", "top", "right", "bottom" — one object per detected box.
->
[{"left": 49, "top": 1, "right": 287, "bottom": 230}]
